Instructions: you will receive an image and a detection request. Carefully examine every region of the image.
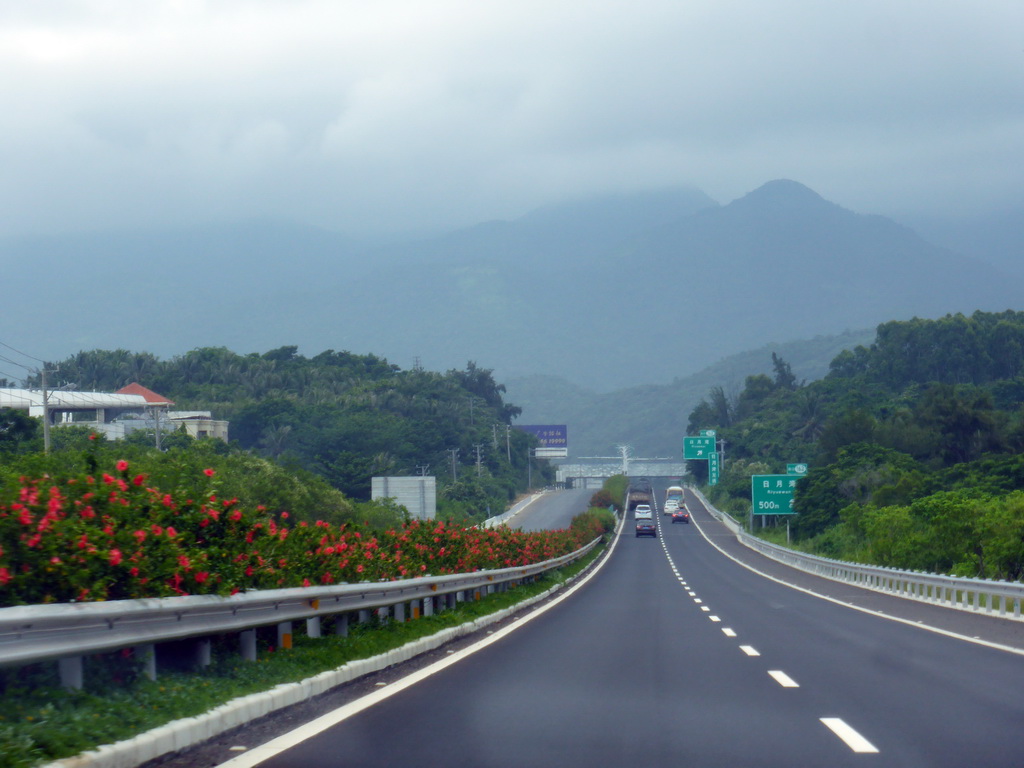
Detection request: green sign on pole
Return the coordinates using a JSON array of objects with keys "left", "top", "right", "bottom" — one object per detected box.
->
[
  {"left": 684, "top": 431, "right": 719, "bottom": 485},
  {"left": 751, "top": 474, "right": 799, "bottom": 515},
  {"left": 683, "top": 436, "right": 716, "bottom": 460},
  {"left": 787, "top": 463, "right": 809, "bottom": 476}
]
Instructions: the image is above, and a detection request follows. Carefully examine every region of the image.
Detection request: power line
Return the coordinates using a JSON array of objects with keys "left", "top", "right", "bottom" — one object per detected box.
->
[{"left": 0, "top": 340, "right": 45, "bottom": 365}]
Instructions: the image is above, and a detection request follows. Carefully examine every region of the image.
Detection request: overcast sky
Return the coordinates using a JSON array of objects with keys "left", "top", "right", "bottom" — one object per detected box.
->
[{"left": 1, "top": 1, "right": 1021, "bottom": 238}]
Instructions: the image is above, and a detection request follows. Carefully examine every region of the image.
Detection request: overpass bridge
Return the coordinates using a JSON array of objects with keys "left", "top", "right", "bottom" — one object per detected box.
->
[{"left": 555, "top": 457, "right": 687, "bottom": 488}]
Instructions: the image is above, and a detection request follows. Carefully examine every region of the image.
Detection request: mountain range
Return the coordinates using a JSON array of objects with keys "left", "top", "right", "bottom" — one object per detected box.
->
[{"left": 1, "top": 180, "right": 1020, "bottom": 402}]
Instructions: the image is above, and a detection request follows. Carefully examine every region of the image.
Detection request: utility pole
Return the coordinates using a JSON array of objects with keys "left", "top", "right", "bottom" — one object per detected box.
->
[
  {"left": 448, "top": 448, "right": 459, "bottom": 481},
  {"left": 41, "top": 368, "right": 51, "bottom": 454},
  {"left": 505, "top": 424, "right": 512, "bottom": 462},
  {"left": 153, "top": 407, "right": 162, "bottom": 451},
  {"left": 416, "top": 464, "right": 430, "bottom": 476},
  {"left": 473, "top": 443, "right": 484, "bottom": 476},
  {"left": 467, "top": 396, "right": 482, "bottom": 426}
]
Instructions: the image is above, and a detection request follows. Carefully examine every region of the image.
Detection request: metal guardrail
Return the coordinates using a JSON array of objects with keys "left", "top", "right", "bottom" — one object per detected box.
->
[
  {"left": 0, "top": 538, "right": 600, "bottom": 669},
  {"left": 690, "top": 487, "right": 1024, "bottom": 621}
]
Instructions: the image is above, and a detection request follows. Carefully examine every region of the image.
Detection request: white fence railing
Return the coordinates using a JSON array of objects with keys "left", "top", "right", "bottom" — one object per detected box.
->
[
  {"left": 0, "top": 537, "right": 601, "bottom": 683},
  {"left": 690, "top": 488, "right": 1024, "bottom": 621}
]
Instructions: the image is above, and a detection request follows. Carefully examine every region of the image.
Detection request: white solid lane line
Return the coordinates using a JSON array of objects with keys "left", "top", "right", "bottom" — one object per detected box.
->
[
  {"left": 768, "top": 670, "right": 799, "bottom": 688},
  {"left": 820, "top": 718, "right": 880, "bottom": 753}
]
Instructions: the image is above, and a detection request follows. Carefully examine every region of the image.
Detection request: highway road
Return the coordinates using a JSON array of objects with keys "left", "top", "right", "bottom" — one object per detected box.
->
[
  {"left": 510, "top": 487, "right": 595, "bottom": 531},
  {"left": 207, "top": 483, "right": 1024, "bottom": 768}
]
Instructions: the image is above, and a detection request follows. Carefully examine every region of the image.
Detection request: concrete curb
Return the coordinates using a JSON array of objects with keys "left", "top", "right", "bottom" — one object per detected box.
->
[{"left": 42, "top": 548, "right": 602, "bottom": 768}]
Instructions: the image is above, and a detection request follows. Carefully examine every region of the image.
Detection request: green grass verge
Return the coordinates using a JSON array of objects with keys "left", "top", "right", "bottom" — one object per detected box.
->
[{"left": 0, "top": 540, "right": 607, "bottom": 768}]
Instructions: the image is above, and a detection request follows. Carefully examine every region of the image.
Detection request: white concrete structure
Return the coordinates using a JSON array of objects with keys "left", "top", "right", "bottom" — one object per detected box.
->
[{"left": 372, "top": 476, "right": 437, "bottom": 520}]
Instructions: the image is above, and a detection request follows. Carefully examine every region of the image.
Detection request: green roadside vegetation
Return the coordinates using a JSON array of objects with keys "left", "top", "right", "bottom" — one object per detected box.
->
[
  {"left": 6, "top": 349, "right": 555, "bottom": 523},
  {"left": 687, "top": 310, "right": 1024, "bottom": 580},
  {"left": 0, "top": 501, "right": 617, "bottom": 768}
]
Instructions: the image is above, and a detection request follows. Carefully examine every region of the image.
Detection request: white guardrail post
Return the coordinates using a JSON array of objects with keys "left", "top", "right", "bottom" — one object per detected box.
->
[
  {"left": 689, "top": 487, "right": 1024, "bottom": 622},
  {"left": 0, "top": 536, "right": 601, "bottom": 688}
]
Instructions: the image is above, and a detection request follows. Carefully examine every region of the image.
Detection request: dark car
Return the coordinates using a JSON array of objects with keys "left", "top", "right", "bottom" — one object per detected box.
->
[
  {"left": 635, "top": 520, "right": 657, "bottom": 537},
  {"left": 671, "top": 508, "right": 690, "bottom": 524}
]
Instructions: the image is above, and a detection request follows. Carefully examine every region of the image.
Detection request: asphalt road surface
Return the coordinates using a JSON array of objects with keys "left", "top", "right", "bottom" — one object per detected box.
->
[
  {"left": 199, "top": 483, "right": 1024, "bottom": 768},
  {"left": 510, "top": 488, "right": 594, "bottom": 531}
]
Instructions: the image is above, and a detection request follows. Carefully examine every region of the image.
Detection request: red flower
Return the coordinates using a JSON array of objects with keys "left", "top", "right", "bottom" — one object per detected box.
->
[
  {"left": 116, "top": 460, "right": 129, "bottom": 472},
  {"left": 132, "top": 474, "right": 146, "bottom": 486},
  {"left": 203, "top": 468, "right": 215, "bottom": 477},
  {"left": 109, "top": 549, "right": 123, "bottom": 566},
  {"left": 194, "top": 572, "right": 209, "bottom": 584}
]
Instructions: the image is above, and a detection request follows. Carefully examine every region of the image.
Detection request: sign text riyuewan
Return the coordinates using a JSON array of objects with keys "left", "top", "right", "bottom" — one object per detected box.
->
[
  {"left": 751, "top": 474, "right": 799, "bottom": 515},
  {"left": 683, "top": 429, "right": 718, "bottom": 485}
]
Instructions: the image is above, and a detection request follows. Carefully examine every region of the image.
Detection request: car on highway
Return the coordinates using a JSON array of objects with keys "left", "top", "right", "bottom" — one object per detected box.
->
[
  {"left": 663, "top": 499, "right": 679, "bottom": 514},
  {"left": 635, "top": 519, "right": 657, "bottom": 537},
  {"left": 634, "top": 504, "right": 653, "bottom": 516},
  {"left": 671, "top": 507, "right": 690, "bottom": 524}
]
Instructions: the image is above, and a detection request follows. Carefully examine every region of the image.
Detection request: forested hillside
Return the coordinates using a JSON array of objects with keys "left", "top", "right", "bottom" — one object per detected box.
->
[
  {"left": 9, "top": 347, "right": 548, "bottom": 522},
  {"left": 691, "top": 311, "right": 1024, "bottom": 580}
]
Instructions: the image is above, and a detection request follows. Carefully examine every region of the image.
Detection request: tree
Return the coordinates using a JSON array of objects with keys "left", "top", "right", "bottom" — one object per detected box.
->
[
  {"left": 0, "top": 408, "right": 40, "bottom": 452},
  {"left": 772, "top": 352, "right": 798, "bottom": 391}
]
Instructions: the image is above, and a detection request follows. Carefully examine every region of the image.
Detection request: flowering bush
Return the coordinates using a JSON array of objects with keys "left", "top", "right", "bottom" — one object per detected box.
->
[{"left": 0, "top": 462, "right": 602, "bottom": 606}]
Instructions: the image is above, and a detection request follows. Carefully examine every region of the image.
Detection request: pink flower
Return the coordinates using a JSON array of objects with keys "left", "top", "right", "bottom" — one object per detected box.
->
[{"left": 109, "top": 549, "right": 123, "bottom": 566}]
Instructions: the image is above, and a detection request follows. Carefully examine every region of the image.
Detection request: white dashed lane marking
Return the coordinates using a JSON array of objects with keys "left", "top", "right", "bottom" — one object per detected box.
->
[
  {"left": 820, "top": 718, "right": 879, "bottom": 753},
  {"left": 768, "top": 670, "right": 799, "bottom": 688}
]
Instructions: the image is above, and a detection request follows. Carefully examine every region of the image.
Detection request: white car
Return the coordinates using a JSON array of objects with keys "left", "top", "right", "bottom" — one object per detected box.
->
[
  {"left": 664, "top": 500, "right": 679, "bottom": 514},
  {"left": 634, "top": 504, "right": 653, "bottom": 517}
]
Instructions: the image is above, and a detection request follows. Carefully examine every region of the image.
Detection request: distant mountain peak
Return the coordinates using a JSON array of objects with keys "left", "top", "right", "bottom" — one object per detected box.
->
[{"left": 730, "top": 179, "right": 835, "bottom": 213}]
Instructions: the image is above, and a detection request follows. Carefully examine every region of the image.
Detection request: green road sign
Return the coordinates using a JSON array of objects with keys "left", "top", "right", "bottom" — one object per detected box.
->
[
  {"left": 683, "top": 436, "right": 716, "bottom": 460},
  {"left": 787, "top": 463, "right": 809, "bottom": 476},
  {"left": 699, "top": 429, "right": 717, "bottom": 437},
  {"left": 751, "top": 474, "right": 799, "bottom": 515}
]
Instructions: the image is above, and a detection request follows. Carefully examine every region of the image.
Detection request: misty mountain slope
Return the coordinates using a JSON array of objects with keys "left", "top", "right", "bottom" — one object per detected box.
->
[
  {"left": 504, "top": 328, "right": 877, "bottom": 457},
  {"left": 2, "top": 182, "right": 1019, "bottom": 392}
]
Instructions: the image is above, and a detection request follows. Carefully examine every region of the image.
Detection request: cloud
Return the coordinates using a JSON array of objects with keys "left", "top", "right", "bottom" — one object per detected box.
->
[{"left": 0, "top": 0, "right": 1021, "bottom": 237}]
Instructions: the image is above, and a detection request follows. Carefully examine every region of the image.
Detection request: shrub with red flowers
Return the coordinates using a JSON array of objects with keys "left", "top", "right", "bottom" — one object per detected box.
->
[{"left": 0, "top": 462, "right": 605, "bottom": 607}]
